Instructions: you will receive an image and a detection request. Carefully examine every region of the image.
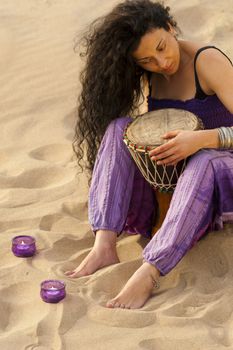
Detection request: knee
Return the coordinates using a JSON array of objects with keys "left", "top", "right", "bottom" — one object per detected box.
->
[
  {"left": 178, "top": 150, "right": 215, "bottom": 182},
  {"left": 187, "top": 149, "right": 216, "bottom": 168}
]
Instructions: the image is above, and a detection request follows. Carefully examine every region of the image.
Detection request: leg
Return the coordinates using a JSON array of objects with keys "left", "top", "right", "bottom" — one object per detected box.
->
[
  {"left": 65, "top": 230, "right": 119, "bottom": 277},
  {"left": 106, "top": 149, "right": 233, "bottom": 309},
  {"left": 106, "top": 261, "right": 160, "bottom": 309},
  {"left": 142, "top": 149, "right": 233, "bottom": 276},
  {"left": 65, "top": 117, "right": 155, "bottom": 278},
  {"left": 88, "top": 116, "right": 155, "bottom": 237}
]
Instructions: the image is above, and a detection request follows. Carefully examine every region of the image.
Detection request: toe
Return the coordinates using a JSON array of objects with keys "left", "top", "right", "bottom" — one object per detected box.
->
[
  {"left": 66, "top": 271, "right": 79, "bottom": 278},
  {"left": 114, "top": 301, "right": 121, "bottom": 308},
  {"left": 106, "top": 300, "right": 115, "bottom": 308},
  {"left": 64, "top": 271, "right": 73, "bottom": 276},
  {"left": 106, "top": 299, "right": 121, "bottom": 308}
]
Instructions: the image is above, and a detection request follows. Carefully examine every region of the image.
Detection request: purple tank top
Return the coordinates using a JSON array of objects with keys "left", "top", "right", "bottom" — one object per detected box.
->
[{"left": 147, "top": 46, "right": 233, "bottom": 129}]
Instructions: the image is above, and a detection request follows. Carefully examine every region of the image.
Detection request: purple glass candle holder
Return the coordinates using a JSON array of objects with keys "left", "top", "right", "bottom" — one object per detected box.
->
[
  {"left": 40, "top": 280, "right": 66, "bottom": 303},
  {"left": 12, "top": 235, "right": 36, "bottom": 257}
]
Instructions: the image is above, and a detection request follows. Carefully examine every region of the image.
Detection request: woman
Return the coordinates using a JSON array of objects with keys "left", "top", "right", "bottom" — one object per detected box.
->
[{"left": 65, "top": 0, "right": 233, "bottom": 309}]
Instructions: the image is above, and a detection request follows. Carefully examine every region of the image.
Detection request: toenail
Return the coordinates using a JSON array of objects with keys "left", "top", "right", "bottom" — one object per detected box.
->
[{"left": 107, "top": 302, "right": 114, "bottom": 308}]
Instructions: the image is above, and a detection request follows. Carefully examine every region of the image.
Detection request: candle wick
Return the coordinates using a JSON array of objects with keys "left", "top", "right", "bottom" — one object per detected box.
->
[{"left": 21, "top": 241, "right": 25, "bottom": 245}]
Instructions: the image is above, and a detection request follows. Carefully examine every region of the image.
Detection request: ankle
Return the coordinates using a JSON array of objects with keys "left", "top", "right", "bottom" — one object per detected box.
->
[
  {"left": 143, "top": 261, "right": 160, "bottom": 280},
  {"left": 94, "top": 229, "right": 118, "bottom": 250}
]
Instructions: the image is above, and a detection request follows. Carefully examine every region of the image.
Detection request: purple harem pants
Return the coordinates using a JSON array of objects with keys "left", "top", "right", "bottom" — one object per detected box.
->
[{"left": 88, "top": 117, "right": 233, "bottom": 276}]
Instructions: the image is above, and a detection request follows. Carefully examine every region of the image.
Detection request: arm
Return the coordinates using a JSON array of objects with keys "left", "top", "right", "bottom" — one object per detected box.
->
[
  {"left": 196, "top": 48, "right": 233, "bottom": 114},
  {"left": 149, "top": 49, "right": 233, "bottom": 165},
  {"left": 197, "top": 49, "right": 233, "bottom": 148},
  {"left": 194, "top": 48, "right": 233, "bottom": 149}
]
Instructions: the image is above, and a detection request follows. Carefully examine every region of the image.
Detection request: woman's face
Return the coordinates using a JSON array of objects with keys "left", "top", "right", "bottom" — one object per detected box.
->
[{"left": 131, "top": 26, "right": 180, "bottom": 76}]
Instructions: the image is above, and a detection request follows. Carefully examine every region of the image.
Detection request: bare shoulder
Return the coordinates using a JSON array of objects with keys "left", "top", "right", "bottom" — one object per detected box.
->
[
  {"left": 195, "top": 47, "right": 232, "bottom": 68},
  {"left": 195, "top": 46, "right": 233, "bottom": 112},
  {"left": 196, "top": 47, "right": 232, "bottom": 86}
]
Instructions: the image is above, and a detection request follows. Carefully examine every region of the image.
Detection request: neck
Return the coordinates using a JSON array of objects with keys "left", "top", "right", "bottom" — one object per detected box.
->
[
  {"left": 177, "top": 40, "right": 193, "bottom": 72},
  {"left": 163, "top": 42, "right": 192, "bottom": 81}
]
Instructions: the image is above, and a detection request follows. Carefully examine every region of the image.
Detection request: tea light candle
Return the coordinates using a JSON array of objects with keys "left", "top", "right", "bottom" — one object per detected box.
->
[
  {"left": 40, "top": 280, "right": 66, "bottom": 303},
  {"left": 12, "top": 235, "right": 36, "bottom": 257}
]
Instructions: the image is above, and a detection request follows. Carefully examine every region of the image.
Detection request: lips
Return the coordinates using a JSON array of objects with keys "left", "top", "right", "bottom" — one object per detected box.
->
[{"left": 164, "top": 63, "right": 174, "bottom": 72}]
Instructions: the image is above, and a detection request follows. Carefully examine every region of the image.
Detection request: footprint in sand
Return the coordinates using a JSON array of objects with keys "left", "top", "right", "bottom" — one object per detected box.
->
[
  {"left": 0, "top": 300, "right": 10, "bottom": 332},
  {"left": 24, "top": 294, "right": 87, "bottom": 350},
  {"left": 29, "top": 143, "right": 73, "bottom": 163},
  {"left": 42, "top": 236, "right": 93, "bottom": 262},
  {"left": 0, "top": 282, "right": 48, "bottom": 332},
  {"left": 209, "top": 326, "right": 231, "bottom": 348},
  {"left": 40, "top": 213, "right": 90, "bottom": 235},
  {"left": 202, "top": 245, "right": 229, "bottom": 278},
  {"left": 25, "top": 346, "right": 48, "bottom": 350},
  {"left": 139, "top": 337, "right": 210, "bottom": 350},
  {"left": 0, "top": 167, "right": 75, "bottom": 189},
  {"left": 62, "top": 109, "right": 76, "bottom": 130},
  {"left": 62, "top": 201, "right": 88, "bottom": 221},
  {"left": 39, "top": 213, "right": 64, "bottom": 231},
  {"left": 161, "top": 292, "right": 211, "bottom": 318},
  {"left": 87, "top": 304, "right": 157, "bottom": 328},
  {"left": 202, "top": 297, "right": 233, "bottom": 326},
  {"left": 65, "top": 131, "right": 75, "bottom": 142},
  {"left": 0, "top": 26, "right": 14, "bottom": 69}
]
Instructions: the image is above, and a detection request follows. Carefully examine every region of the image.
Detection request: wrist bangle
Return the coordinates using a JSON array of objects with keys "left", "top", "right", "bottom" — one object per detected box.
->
[{"left": 217, "top": 127, "right": 233, "bottom": 149}]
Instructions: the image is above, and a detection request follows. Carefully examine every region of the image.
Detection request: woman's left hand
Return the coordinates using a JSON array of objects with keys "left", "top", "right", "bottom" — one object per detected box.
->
[{"left": 149, "top": 130, "right": 203, "bottom": 166}]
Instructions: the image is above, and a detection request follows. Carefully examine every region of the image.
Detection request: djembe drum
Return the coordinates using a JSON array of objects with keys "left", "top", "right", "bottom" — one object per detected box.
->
[{"left": 123, "top": 108, "right": 204, "bottom": 237}]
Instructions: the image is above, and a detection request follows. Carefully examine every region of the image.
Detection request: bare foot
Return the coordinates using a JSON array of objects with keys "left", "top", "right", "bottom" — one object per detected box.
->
[
  {"left": 64, "top": 246, "right": 120, "bottom": 278},
  {"left": 106, "top": 262, "right": 160, "bottom": 309}
]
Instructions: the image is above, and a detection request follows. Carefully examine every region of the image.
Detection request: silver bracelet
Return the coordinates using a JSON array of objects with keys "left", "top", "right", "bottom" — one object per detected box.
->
[
  {"left": 218, "top": 127, "right": 225, "bottom": 147},
  {"left": 217, "top": 127, "right": 233, "bottom": 149}
]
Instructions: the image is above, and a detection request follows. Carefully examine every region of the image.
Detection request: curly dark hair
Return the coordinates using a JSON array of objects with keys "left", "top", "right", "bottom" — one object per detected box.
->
[{"left": 73, "top": 0, "right": 180, "bottom": 185}]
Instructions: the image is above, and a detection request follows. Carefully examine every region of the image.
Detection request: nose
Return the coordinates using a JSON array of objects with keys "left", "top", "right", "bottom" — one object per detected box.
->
[
  {"left": 157, "top": 58, "right": 169, "bottom": 70},
  {"left": 157, "top": 57, "right": 169, "bottom": 69}
]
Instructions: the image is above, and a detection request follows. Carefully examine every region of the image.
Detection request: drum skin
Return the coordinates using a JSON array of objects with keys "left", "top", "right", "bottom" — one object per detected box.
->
[{"left": 123, "top": 108, "right": 204, "bottom": 192}]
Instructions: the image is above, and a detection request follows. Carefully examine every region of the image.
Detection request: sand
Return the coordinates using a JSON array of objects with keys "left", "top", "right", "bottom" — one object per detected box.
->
[{"left": 0, "top": 0, "right": 233, "bottom": 349}]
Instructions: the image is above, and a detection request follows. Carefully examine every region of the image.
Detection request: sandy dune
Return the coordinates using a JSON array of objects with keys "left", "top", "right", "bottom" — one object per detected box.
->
[{"left": 0, "top": 1, "right": 233, "bottom": 349}]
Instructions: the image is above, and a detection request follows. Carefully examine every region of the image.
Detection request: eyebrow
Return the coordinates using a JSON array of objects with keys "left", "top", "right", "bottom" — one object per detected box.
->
[{"left": 136, "top": 39, "right": 163, "bottom": 62}]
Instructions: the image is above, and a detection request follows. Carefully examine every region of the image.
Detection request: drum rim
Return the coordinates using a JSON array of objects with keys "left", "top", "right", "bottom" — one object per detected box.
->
[{"left": 123, "top": 108, "right": 204, "bottom": 152}]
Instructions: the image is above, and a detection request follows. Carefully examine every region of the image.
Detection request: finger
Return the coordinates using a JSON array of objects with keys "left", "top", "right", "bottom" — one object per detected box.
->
[
  {"left": 151, "top": 149, "right": 174, "bottom": 161},
  {"left": 163, "top": 157, "right": 183, "bottom": 166},
  {"left": 166, "top": 161, "right": 178, "bottom": 166},
  {"left": 149, "top": 142, "right": 175, "bottom": 157},
  {"left": 162, "top": 130, "right": 180, "bottom": 139},
  {"left": 157, "top": 155, "right": 179, "bottom": 165}
]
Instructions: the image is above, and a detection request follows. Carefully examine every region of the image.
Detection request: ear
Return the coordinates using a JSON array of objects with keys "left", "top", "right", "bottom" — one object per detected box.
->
[{"left": 167, "top": 22, "right": 176, "bottom": 36}]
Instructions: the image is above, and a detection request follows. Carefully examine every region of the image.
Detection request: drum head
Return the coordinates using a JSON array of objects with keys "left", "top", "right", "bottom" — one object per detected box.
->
[{"left": 127, "top": 109, "right": 203, "bottom": 147}]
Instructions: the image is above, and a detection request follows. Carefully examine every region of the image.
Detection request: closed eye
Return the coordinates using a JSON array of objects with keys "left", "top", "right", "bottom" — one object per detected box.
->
[
  {"left": 138, "top": 58, "right": 152, "bottom": 64},
  {"left": 157, "top": 43, "right": 166, "bottom": 52}
]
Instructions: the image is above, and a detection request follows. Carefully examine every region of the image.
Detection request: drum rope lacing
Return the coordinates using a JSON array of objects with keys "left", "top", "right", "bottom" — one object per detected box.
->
[{"left": 123, "top": 110, "right": 204, "bottom": 193}]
